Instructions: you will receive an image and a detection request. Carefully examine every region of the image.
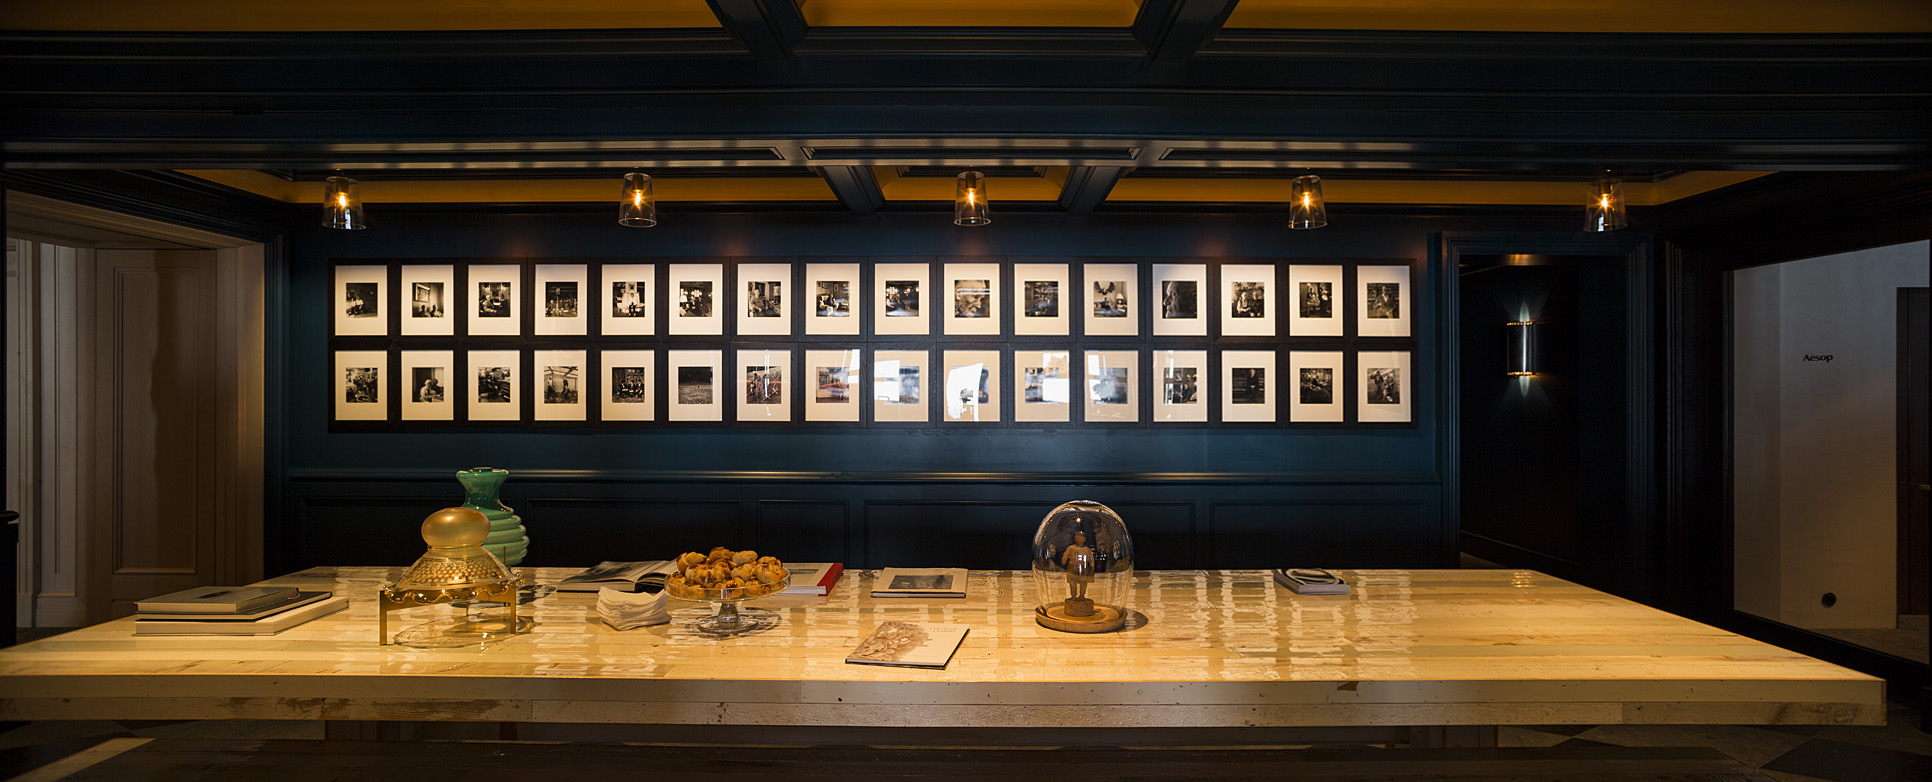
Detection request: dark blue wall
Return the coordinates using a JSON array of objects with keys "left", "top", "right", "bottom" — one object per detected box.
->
[{"left": 275, "top": 206, "right": 1576, "bottom": 576}]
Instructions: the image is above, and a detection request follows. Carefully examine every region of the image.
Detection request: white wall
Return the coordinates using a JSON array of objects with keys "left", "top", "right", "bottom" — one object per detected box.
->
[{"left": 1733, "top": 240, "right": 1929, "bottom": 629}]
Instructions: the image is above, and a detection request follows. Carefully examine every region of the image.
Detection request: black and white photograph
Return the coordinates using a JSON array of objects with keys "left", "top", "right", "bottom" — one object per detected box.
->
[
  {"left": 816, "top": 281, "right": 850, "bottom": 318},
  {"left": 1093, "top": 280, "right": 1128, "bottom": 318},
  {"left": 1220, "top": 349, "right": 1277, "bottom": 421},
  {"left": 678, "top": 366, "right": 714, "bottom": 404},
  {"left": 1090, "top": 368, "right": 1128, "bottom": 405},
  {"left": 1084, "top": 351, "right": 1137, "bottom": 422},
  {"left": 736, "top": 263, "right": 792, "bottom": 336},
  {"left": 334, "top": 266, "right": 386, "bottom": 336},
  {"left": 1024, "top": 366, "right": 1063, "bottom": 404},
  {"left": 600, "top": 263, "right": 654, "bottom": 337},
  {"left": 599, "top": 349, "right": 653, "bottom": 422},
  {"left": 1299, "top": 281, "right": 1332, "bottom": 318},
  {"left": 1023, "top": 280, "right": 1058, "bottom": 318},
  {"left": 1300, "top": 367, "right": 1333, "bottom": 405},
  {"left": 888, "top": 574, "right": 951, "bottom": 591},
  {"left": 1152, "top": 350, "right": 1207, "bottom": 423},
  {"left": 744, "top": 365, "right": 783, "bottom": 405},
  {"left": 1356, "top": 350, "right": 1411, "bottom": 422},
  {"left": 953, "top": 278, "right": 991, "bottom": 318},
  {"left": 466, "top": 349, "right": 519, "bottom": 421},
  {"left": 412, "top": 367, "right": 445, "bottom": 403},
  {"left": 805, "top": 348, "right": 862, "bottom": 422},
  {"left": 884, "top": 280, "right": 920, "bottom": 317},
  {"left": 478, "top": 282, "right": 513, "bottom": 318},
  {"left": 746, "top": 281, "right": 782, "bottom": 318},
  {"left": 543, "top": 365, "right": 579, "bottom": 405},
  {"left": 1231, "top": 368, "right": 1266, "bottom": 405},
  {"left": 411, "top": 282, "right": 444, "bottom": 319},
  {"left": 1356, "top": 265, "right": 1412, "bottom": 337},
  {"left": 1165, "top": 367, "right": 1198, "bottom": 405},
  {"left": 679, "top": 281, "right": 713, "bottom": 318},
  {"left": 466, "top": 265, "right": 522, "bottom": 336},
  {"left": 399, "top": 265, "right": 454, "bottom": 336},
  {"left": 872, "top": 350, "right": 929, "bottom": 423},
  {"left": 1230, "top": 281, "right": 1266, "bottom": 319},
  {"left": 1161, "top": 280, "right": 1198, "bottom": 320},
  {"left": 332, "top": 350, "right": 388, "bottom": 421},
  {"left": 400, "top": 351, "right": 454, "bottom": 421},
  {"left": 611, "top": 281, "right": 646, "bottom": 318},
  {"left": 544, "top": 281, "right": 579, "bottom": 318},
  {"left": 958, "top": 368, "right": 990, "bottom": 404},
  {"left": 885, "top": 367, "right": 921, "bottom": 404},
  {"left": 942, "top": 350, "right": 999, "bottom": 422},
  {"left": 1014, "top": 350, "right": 1072, "bottom": 423},
  {"left": 1366, "top": 283, "right": 1400, "bottom": 319}
]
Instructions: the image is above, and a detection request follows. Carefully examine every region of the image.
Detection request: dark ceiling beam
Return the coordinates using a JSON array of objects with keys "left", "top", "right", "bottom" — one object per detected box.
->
[
  {"left": 706, "top": 0, "right": 808, "bottom": 60},
  {"left": 816, "top": 165, "right": 884, "bottom": 214},
  {"left": 1133, "top": 0, "right": 1240, "bottom": 66},
  {"left": 1058, "top": 166, "right": 1130, "bottom": 214}
]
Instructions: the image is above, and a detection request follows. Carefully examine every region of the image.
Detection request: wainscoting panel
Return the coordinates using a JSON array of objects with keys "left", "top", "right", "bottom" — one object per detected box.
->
[{"left": 1209, "top": 499, "right": 1435, "bottom": 569}]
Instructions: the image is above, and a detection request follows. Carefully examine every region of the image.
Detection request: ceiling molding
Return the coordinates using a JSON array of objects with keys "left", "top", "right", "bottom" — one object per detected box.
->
[{"left": 706, "top": 0, "right": 807, "bottom": 59}]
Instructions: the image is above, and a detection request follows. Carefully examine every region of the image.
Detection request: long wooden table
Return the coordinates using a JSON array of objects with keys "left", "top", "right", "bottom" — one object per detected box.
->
[{"left": 0, "top": 568, "right": 1885, "bottom": 741}]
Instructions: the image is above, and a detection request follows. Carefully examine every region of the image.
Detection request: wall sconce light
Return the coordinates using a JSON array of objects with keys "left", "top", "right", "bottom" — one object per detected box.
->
[
  {"left": 322, "top": 175, "right": 366, "bottom": 230},
  {"left": 1506, "top": 321, "right": 1538, "bottom": 376},
  {"left": 954, "top": 170, "right": 990, "bottom": 226},
  {"left": 619, "top": 172, "right": 657, "bottom": 228},
  {"left": 1586, "top": 176, "right": 1626, "bottom": 232},
  {"left": 1288, "top": 174, "right": 1327, "bottom": 230}
]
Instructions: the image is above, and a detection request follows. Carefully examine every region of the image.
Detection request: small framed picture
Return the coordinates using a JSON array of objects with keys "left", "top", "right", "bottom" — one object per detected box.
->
[
  {"left": 945, "top": 262, "right": 1001, "bottom": 336},
  {"left": 1083, "top": 262, "right": 1137, "bottom": 337},
  {"left": 1288, "top": 350, "right": 1345, "bottom": 423},
  {"left": 804, "top": 348, "right": 862, "bottom": 422},
  {"left": 1152, "top": 263, "right": 1207, "bottom": 337},
  {"left": 334, "top": 350, "right": 388, "bottom": 421},
  {"left": 874, "top": 262, "right": 929, "bottom": 336},
  {"left": 737, "top": 348, "right": 791, "bottom": 422},
  {"left": 333, "top": 265, "right": 386, "bottom": 337},
  {"left": 1221, "top": 349, "right": 1276, "bottom": 423},
  {"left": 1013, "top": 349, "right": 1073, "bottom": 423},
  {"left": 601, "top": 263, "right": 655, "bottom": 337},
  {"left": 399, "top": 265, "right": 453, "bottom": 337},
  {"left": 1358, "top": 350, "right": 1413, "bottom": 423},
  {"left": 666, "top": 349, "right": 724, "bottom": 422},
  {"left": 601, "top": 349, "right": 654, "bottom": 422},
  {"left": 467, "top": 349, "right": 520, "bottom": 422},
  {"left": 399, "top": 350, "right": 454, "bottom": 421},
  {"left": 942, "top": 349, "right": 1001, "bottom": 422},
  {"left": 1288, "top": 265, "right": 1343, "bottom": 337},
  {"left": 668, "top": 263, "right": 724, "bottom": 336},
  {"left": 871, "top": 349, "right": 928, "bottom": 423},
  {"left": 533, "top": 264, "right": 587, "bottom": 336},
  {"left": 533, "top": 349, "right": 587, "bottom": 422},
  {"left": 1084, "top": 350, "right": 1138, "bottom": 423},
  {"left": 1012, "top": 263, "right": 1069, "bottom": 337},
  {"left": 1357, "top": 264, "right": 1412, "bottom": 337},
  {"left": 737, "top": 262, "right": 792, "bottom": 337},
  {"left": 805, "top": 263, "right": 861, "bottom": 336},
  {"left": 1220, "top": 263, "right": 1275, "bottom": 337},
  {"left": 468, "top": 264, "right": 522, "bottom": 337},
  {"left": 1151, "top": 349, "right": 1208, "bottom": 423}
]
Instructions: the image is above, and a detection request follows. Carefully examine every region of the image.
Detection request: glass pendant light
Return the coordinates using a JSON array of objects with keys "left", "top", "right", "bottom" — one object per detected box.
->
[
  {"left": 1288, "top": 174, "right": 1327, "bottom": 230},
  {"left": 1587, "top": 176, "right": 1627, "bottom": 232},
  {"left": 619, "top": 172, "right": 657, "bottom": 228},
  {"left": 322, "top": 175, "right": 366, "bottom": 230},
  {"left": 954, "top": 170, "right": 990, "bottom": 226}
]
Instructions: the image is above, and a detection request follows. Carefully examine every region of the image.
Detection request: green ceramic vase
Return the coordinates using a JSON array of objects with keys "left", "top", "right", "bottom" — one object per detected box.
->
[{"left": 456, "top": 467, "right": 529, "bottom": 566}]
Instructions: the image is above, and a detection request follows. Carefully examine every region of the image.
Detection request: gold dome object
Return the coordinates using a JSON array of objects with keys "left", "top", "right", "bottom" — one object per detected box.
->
[{"left": 379, "top": 506, "right": 526, "bottom": 646}]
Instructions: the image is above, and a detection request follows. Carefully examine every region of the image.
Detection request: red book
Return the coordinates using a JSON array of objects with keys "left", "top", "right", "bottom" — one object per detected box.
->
[{"left": 782, "top": 563, "right": 844, "bottom": 596}]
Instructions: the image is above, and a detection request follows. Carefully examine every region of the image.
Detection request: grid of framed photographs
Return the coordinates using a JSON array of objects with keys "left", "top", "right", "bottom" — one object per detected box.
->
[{"left": 329, "top": 257, "right": 1417, "bottom": 428}]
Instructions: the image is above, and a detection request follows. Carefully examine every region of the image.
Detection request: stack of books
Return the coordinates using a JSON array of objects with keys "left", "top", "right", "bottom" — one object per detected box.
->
[{"left": 133, "top": 586, "right": 347, "bottom": 636}]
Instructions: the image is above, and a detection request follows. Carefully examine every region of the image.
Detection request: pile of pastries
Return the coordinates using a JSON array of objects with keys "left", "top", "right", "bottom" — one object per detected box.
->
[{"left": 665, "top": 547, "right": 789, "bottom": 600}]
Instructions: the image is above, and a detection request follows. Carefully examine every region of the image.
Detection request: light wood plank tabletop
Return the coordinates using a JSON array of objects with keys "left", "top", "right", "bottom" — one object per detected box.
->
[{"left": 0, "top": 568, "right": 1884, "bottom": 729}]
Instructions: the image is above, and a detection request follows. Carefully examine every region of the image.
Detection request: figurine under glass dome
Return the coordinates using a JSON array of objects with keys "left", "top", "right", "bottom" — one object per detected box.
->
[{"left": 1032, "top": 500, "right": 1134, "bottom": 632}]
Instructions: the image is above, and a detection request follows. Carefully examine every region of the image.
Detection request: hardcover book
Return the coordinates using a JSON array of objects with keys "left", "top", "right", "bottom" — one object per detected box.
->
[
  {"left": 133, "top": 597, "right": 349, "bottom": 636},
  {"left": 1273, "top": 568, "right": 1351, "bottom": 595},
  {"left": 871, "top": 567, "right": 969, "bottom": 598},
  {"left": 780, "top": 562, "right": 845, "bottom": 596},
  {"left": 845, "top": 621, "right": 970, "bottom": 669},
  {"left": 136, "top": 591, "right": 332, "bottom": 622},
  {"left": 136, "top": 585, "right": 301, "bottom": 615},
  {"left": 556, "top": 561, "right": 676, "bottom": 592}
]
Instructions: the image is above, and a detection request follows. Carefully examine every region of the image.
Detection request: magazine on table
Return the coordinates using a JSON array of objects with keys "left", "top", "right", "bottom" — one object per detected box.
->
[
  {"left": 845, "top": 621, "right": 970, "bottom": 669},
  {"left": 556, "top": 560, "right": 676, "bottom": 592}
]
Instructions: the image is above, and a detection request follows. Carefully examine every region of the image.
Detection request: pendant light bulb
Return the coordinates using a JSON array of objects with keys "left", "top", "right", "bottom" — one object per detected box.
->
[
  {"left": 1288, "top": 174, "right": 1327, "bottom": 230},
  {"left": 619, "top": 172, "right": 658, "bottom": 228},
  {"left": 955, "top": 170, "right": 990, "bottom": 227},
  {"left": 322, "top": 175, "right": 366, "bottom": 230},
  {"left": 1587, "top": 176, "right": 1627, "bottom": 232}
]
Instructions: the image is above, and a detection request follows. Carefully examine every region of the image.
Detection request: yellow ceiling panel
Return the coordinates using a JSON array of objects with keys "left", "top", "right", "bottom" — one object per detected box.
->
[
  {"left": 1, "top": 1, "right": 722, "bottom": 32},
  {"left": 1224, "top": 0, "right": 1932, "bottom": 34},
  {"left": 873, "top": 167, "right": 1068, "bottom": 201},
  {"left": 800, "top": 0, "right": 1142, "bottom": 28}
]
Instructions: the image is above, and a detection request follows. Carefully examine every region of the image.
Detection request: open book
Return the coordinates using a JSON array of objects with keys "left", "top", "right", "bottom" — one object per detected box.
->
[{"left": 556, "top": 561, "right": 675, "bottom": 593}]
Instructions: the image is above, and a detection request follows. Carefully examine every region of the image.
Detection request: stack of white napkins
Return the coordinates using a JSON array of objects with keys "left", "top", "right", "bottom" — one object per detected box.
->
[{"left": 596, "top": 587, "right": 670, "bottom": 630}]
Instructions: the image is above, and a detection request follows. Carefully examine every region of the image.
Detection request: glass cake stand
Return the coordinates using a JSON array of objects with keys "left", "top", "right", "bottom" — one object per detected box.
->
[{"left": 666, "top": 577, "right": 787, "bottom": 637}]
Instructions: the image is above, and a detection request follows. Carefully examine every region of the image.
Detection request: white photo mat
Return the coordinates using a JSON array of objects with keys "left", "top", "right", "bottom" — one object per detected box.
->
[
  {"left": 1221, "top": 349, "right": 1277, "bottom": 423},
  {"left": 467, "top": 264, "right": 522, "bottom": 337},
  {"left": 1358, "top": 350, "right": 1413, "bottom": 423},
  {"left": 467, "top": 349, "right": 520, "bottom": 422},
  {"left": 668, "top": 264, "right": 724, "bottom": 336},
  {"left": 737, "top": 348, "right": 791, "bottom": 422},
  {"left": 1357, "top": 264, "right": 1412, "bottom": 337},
  {"left": 533, "top": 264, "right": 588, "bottom": 336},
  {"left": 399, "top": 350, "right": 454, "bottom": 421},
  {"left": 1152, "top": 349, "right": 1208, "bottom": 423},
  {"left": 942, "top": 349, "right": 1001, "bottom": 422},
  {"left": 1083, "top": 262, "right": 1137, "bottom": 337},
  {"left": 805, "top": 262, "right": 861, "bottom": 336},
  {"left": 1288, "top": 264, "right": 1344, "bottom": 337},
  {"left": 1012, "top": 263, "right": 1069, "bottom": 336},
  {"left": 1151, "top": 264, "right": 1208, "bottom": 337},
  {"left": 533, "top": 349, "right": 588, "bottom": 421},
  {"left": 601, "top": 349, "right": 654, "bottom": 422},
  {"left": 398, "top": 265, "right": 453, "bottom": 337},
  {"left": 944, "top": 262, "right": 1001, "bottom": 336},
  {"left": 1220, "top": 263, "right": 1276, "bottom": 337},
  {"left": 601, "top": 263, "right": 655, "bottom": 337},
  {"left": 736, "top": 262, "right": 792, "bottom": 337},
  {"left": 1084, "top": 350, "right": 1138, "bottom": 423},
  {"left": 666, "top": 349, "right": 724, "bottom": 422},
  {"left": 333, "top": 265, "right": 386, "bottom": 337},
  {"left": 334, "top": 350, "right": 387, "bottom": 421},
  {"left": 1014, "top": 349, "right": 1073, "bottom": 423},
  {"left": 871, "top": 349, "right": 929, "bottom": 423},
  {"left": 875, "top": 263, "right": 929, "bottom": 336},
  {"left": 804, "top": 348, "right": 862, "bottom": 422},
  {"left": 1288, "top": 350, "right": 1345, "bottom": 423}
]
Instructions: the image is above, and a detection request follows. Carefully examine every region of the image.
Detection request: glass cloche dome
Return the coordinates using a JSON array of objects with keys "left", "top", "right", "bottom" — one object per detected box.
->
[{"left": 1031, "top": 500, "right": 1133, "bottom": 633}]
